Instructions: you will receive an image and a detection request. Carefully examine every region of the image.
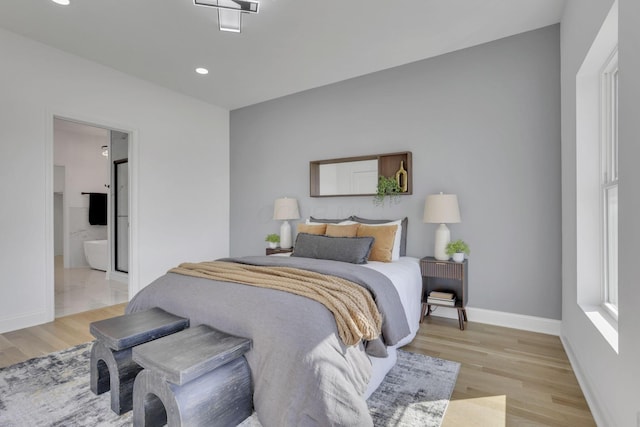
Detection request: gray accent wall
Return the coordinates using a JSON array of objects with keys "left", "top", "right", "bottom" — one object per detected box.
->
[{"left": 230, "top": 25, "right": 561, "bottom": 320}]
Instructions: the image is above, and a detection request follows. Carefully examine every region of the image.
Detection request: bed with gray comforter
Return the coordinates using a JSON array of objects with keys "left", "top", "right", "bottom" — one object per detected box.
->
[{"left": 126, "top": 256, "right": 411, "bottom": 427}]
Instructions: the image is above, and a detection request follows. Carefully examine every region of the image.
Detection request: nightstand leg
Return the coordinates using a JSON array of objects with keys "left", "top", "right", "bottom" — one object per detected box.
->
[
  {"left": 457, "top": 308, "right": 465, "bottom": 330},
  {"left": 420, "top": 303, "right": 427, "bottom": 323}
]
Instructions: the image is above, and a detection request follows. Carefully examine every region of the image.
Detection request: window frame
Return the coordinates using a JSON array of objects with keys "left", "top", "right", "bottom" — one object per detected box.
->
[{"left": 600, "top": 48, "right": 619, "bottom": 320}]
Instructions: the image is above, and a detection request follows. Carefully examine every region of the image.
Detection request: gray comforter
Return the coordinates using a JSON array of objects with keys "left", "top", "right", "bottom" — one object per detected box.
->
[{"left": 126, "top": 256, "right": 411, "bottom": 427}]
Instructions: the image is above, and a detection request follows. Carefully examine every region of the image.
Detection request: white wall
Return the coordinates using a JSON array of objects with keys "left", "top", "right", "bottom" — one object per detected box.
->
[
  {"left": 561, "top": 0, "right": 640, "bottom": 425},
  {"left": 0, "top": 27, "right": 230, "bottom": 333}
]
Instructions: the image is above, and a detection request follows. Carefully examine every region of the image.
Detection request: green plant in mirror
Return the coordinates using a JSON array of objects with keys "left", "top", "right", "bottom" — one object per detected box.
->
[
  {"left": 445, "top": 239, "right": 470, "bottom": 256},
  {"left": 373, "top": 176, "right": 401, "bottom": 207}
]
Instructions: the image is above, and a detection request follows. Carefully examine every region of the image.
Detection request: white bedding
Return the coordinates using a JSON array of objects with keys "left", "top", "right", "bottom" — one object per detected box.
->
[
  {"left": 363, "top": 256, "right": 422, "bottom": 397},
  {"left": 363, "top": 256, "right": 422, "bottom": 341}
]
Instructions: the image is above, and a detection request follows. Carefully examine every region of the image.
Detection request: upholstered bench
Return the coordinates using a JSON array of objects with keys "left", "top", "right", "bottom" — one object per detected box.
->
[
  {"left": 132, "top": 325, "right": 253, "bottom": 427},
  {"left": 89, "top": 308, "right": 190, "bottom": 414}
]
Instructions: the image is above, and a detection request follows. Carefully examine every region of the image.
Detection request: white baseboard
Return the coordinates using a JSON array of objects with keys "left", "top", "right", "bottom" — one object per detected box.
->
[
  {"left": 560, "top": 335, "right": 612, "bottom": 427},
  {"left": 0, "top": 310, "right": 51, "bottom": 335},
  {"left": 428, "top": 305, "right": 562, "bottom": 336}
]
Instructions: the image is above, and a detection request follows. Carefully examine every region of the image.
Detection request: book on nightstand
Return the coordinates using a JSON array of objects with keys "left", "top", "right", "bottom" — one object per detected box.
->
[
  {"left": 427, "top": 291, "right": 456, "bottom": 306},
  {"left": 429, "top": 291, "right": 455, "bottom": 300}
]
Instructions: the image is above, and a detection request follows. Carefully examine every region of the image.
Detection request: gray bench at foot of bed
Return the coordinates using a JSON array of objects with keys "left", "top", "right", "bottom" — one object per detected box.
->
[
  {"left": 132, "top": 325, "right": 253, "bottom": 427},
  {"left": 89, "top": 308, "right": 190, "bottom": 415}
]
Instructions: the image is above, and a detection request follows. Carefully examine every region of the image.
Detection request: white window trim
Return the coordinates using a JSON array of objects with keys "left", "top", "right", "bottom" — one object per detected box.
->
[
  {"left": 575, "top": 0, "right": 618, "bottom": 352},
  {"left": 600, "top": 48, "right": 618, "bottom": 321}
]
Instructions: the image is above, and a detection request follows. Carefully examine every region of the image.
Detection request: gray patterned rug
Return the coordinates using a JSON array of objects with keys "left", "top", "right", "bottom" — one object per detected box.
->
[{"left": 0, "top": 343, "right": 459, "bottom": 426}]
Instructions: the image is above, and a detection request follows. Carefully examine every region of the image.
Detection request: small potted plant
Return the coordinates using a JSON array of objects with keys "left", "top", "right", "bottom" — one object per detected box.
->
[
  {"left": 265, "top": 233, "right": 280, "bottom": 249},
  {"left": 446, "top": 239, "right": 470, "bottom": 262},
  {"left": 373, "top": 176, "right": 402, "bottom": 207}
]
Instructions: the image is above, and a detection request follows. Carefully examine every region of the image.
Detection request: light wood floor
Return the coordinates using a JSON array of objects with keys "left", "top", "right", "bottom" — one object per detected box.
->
[
  {"left": 0, "top": 305, "right": 595, "bottom": 426},
  {"left": 404, "top": 316, "right": 596, "bottom": 427},
  {"left": 0, "top": 303, "right": 127, "bottom": 368}
]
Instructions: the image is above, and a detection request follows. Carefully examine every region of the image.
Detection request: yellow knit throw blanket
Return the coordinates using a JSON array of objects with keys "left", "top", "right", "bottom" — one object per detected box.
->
[{"left": 169, "top": 261, "right": 382, "bottom": 346}]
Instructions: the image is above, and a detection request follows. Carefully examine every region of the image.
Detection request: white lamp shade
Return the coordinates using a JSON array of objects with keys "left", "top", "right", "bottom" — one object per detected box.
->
[
  {"left": 423, "top": 194, "right": 461, "bottom": 224},
  {"left": 273, "top": 198, "right": 300, "bottom": 220}
]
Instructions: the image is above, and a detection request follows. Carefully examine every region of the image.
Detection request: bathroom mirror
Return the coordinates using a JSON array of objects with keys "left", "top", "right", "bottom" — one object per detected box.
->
[{"left": 310, "top": 152, "right": 412, "bottom": 197}]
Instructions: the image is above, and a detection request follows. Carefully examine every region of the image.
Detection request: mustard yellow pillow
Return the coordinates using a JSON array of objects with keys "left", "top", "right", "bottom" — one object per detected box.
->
[
  {"left": 325, "top": 223, "right": 360, "bottom": 237},
  {"left": 297, "top": 223, "right": 327, "bottom": 235},
  {"left": 356, "top": 224, "right": 398, "bottom": 262}
]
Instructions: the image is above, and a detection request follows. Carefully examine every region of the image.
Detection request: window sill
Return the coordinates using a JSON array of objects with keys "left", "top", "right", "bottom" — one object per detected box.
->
[{"left": 579, "top": 304, "right": 619, "bottom": 353}]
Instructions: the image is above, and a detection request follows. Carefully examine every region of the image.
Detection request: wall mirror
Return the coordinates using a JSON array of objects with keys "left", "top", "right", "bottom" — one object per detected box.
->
[{"left": 310, "top": 152, "right": 412, "bottom": 197}]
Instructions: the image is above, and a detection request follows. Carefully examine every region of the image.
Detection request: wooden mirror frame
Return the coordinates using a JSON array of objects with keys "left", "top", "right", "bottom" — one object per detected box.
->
[{"left": 310, "top": 151, "right": 412, "bottom": 197}]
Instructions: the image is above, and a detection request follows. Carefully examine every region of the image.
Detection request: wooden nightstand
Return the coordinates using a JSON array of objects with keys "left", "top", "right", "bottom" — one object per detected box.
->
[
  {"left": 420, "top": 256, "right": 468, "bottom": 330},
  {"left": 265, "top": 247, "right": 293, "bottom": 256}
]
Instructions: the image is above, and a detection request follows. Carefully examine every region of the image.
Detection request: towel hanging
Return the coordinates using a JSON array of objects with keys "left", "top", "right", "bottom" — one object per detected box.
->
[{"left": 83, "top": 192, "right": 108, "bottom": 225}]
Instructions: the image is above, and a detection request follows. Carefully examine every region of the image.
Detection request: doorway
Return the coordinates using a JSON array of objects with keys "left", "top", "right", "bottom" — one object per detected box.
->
[{"left": 53, "top": 117, "right": 130, "bottom": 317}]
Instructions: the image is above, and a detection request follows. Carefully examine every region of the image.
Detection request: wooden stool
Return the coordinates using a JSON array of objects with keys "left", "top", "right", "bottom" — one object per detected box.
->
[
  {"left": 90, "top": 308, "right": 189, "bottom": 414},
  {"left": 132, "top": 325, "right": 253, "bottom": 427}
]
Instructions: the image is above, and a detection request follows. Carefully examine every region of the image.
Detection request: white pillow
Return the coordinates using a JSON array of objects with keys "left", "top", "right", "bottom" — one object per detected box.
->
[
  {"left": 354, "top": 219, "right": 402, "bottom": 261},
  {"left": 305, "top": 219, "right": 358, "bottom": 225}
]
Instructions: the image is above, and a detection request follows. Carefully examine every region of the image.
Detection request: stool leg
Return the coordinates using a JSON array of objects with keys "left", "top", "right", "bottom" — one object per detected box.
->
[
  {"left": 90, "top": 341, "right": 111, "bottom": 395},
  {"left": 90, "top": 340, "right": 142, "bottom": 415},
  {"left": 133, "top": 370, "right": 168, "bottom": 427}
]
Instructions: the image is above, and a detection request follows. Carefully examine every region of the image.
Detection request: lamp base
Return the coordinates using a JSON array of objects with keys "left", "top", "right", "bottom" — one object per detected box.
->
[
  {"left": 434, "top": 223, "right": 451, "bottom": 261},
  {"left": 280, "top": 220, "right": 292, "bottom": 249}
]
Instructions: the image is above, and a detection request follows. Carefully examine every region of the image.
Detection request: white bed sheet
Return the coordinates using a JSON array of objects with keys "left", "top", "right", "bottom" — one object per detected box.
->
[{"left": 362, "top": 256, "right": 422, "bottom": 397}]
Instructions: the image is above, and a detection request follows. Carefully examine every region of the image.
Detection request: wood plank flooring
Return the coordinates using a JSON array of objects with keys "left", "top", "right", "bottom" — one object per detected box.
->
[
  {"left": 0, "top": 303, "right": 126, "bottom": 368},
  {"left": 403, "top": 316, "right": 596, "bottom": 426},
  {"left": 0, "top": 305, "right": 595, "bottom": 426}
]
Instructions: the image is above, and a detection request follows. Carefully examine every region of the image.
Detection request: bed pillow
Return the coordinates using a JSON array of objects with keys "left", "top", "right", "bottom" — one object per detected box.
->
[
  {"left": 297, "top": 223, "right": 327, "bottom": 235},
  {"left": 307, "top": 216, "right": 350, "bottom": 224},
  {"left": 351, "top": 216, "right": 408, "bottom": 257},
  {"left": 325, "top": 223, "right": 360, "bottom": 237},
  {"left": 352, "top": 219, "right": 402, "bottom": 261},
  {"left": 356, "top": 224, "right": 398, "bottom": 262},
  {"left": 291, "top": 233, "right": 374, "bottom": 264}
]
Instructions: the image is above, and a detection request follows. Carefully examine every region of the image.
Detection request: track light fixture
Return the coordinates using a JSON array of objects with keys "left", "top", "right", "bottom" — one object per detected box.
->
[{"left": 194, "top": 0, "right": 259, "bottom": 33}]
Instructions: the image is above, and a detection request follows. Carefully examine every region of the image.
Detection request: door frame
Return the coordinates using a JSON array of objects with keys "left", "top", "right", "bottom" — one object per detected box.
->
[{"left": 46, "top": 111, "right": 138, "bottom": 321}]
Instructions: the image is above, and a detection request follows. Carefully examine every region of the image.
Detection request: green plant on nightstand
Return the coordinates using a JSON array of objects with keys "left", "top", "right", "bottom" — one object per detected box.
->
[
  {"left": 373, "top": 176, "right": 401, "bottom": 207},
  {"left": 446, "top": 239, "right": 470, "bottom": 263},
  {"left": 265, "top": 233, "right": 280, "bottom": 249}
]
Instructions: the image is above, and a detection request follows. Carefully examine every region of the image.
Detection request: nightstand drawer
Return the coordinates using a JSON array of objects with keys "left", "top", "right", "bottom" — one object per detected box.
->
[{"left": 420, "top": 259, "right": 463, "bottom": 280}]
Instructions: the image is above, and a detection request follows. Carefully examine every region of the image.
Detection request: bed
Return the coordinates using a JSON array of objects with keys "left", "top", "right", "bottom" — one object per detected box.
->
[{"left": 126, "top": 217, "right": 422, "bottom": 427}]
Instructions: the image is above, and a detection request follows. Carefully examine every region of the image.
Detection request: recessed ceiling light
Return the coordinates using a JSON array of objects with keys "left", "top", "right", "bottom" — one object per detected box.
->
[
  {"left": 51, "top": 0, "right": 70, "bottom": 5},
  {"left": 195, "top": 68, "right": 209, "bottom": 75}
]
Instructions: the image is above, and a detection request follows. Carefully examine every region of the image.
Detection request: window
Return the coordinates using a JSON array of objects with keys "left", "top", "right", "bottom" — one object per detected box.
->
[
  {"left": 575, "top": 0, "right": 618, "bottom": 351},
  {"left": 601, "top": 49, "right": 618, "bottom": 318}
]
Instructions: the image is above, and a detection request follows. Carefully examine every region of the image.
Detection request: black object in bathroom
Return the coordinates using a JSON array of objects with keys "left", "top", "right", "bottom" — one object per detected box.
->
[{"left": 88, "top": 192, "right": 108, "bottom": 225}]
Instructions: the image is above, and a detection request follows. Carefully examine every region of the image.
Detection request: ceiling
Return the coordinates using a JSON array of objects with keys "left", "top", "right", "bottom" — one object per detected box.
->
[{"left": 0, "top": 0, "right": 565, "bottom": 110}]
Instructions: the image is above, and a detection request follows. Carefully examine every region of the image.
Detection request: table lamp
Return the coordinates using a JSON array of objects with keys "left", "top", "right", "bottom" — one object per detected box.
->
[
  {"left": 423, "top": 193, "right": 461, "bottom": 261},
  {"left": 273, "top": 197, "right": 300, "bottom": 249}
]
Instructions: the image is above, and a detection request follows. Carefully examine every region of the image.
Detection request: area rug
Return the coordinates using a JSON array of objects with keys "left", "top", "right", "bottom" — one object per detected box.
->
[{"left": 0, "top": 343, "right": 459, "bottom": 426}]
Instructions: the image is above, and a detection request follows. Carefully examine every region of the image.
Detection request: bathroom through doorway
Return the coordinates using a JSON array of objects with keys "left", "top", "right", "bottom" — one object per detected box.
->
[{"left": 53, "top": 117, "right": 130, "bottom": 317}]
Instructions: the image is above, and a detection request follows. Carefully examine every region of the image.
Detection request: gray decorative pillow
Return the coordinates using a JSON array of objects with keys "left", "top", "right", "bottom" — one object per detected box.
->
[
  {"left": 291, "top": 233, "right": 374, "bottom": 264},
  {"left": 308, "top": 216, "right": 350, "bottom": 224},
  {"left": 350, "top": 216, "right": 408, "bottom": 256}
]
